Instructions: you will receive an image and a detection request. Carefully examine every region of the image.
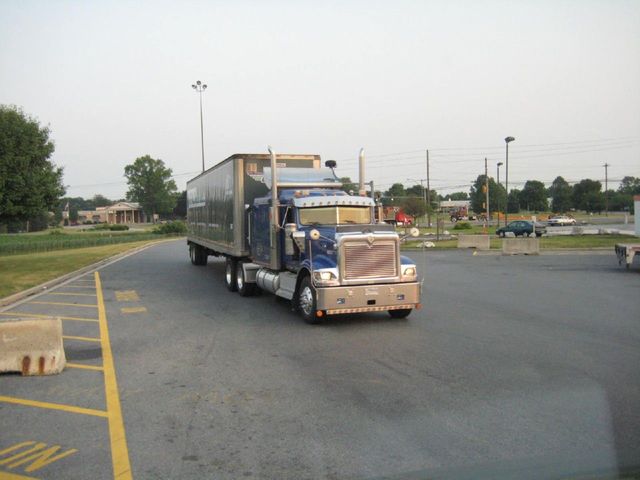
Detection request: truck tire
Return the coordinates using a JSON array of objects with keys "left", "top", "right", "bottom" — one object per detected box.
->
[
  {"left": 236, "top": 262, "right": 257, "bottom": 297},
  {"left": 297, "top": 276, "right": 321, "bottom": 324},
  {"left": 388, "top": 308, "right": 412, "bottom": 319},
  {"left": 224, "top": 257, "right": 238, "bottom": 292},
  {"left": 190, "top": 244, "right": 207, "bottom": 266}
]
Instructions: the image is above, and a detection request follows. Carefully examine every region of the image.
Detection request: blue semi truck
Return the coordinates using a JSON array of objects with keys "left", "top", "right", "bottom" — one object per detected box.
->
[{"left": 186, "top": 148, "right": 422, "bottom": 323}]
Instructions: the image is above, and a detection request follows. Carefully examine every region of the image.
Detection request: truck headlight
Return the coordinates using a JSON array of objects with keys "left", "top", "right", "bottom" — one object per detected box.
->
[
  {"left": 313, "top": 269, "right": 339, "bottom": 286},
  {"left": 401, "top": 265, "right": 417, "bottom": 281}
]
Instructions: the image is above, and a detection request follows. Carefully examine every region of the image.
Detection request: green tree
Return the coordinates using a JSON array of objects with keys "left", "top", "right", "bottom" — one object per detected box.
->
[
  {"left": 446, "top": 191, "right": 469, "bottom": 200},
  {"left": 573, "top": 179, "right": 604, "bottom": 213},
  {"left": 402, "top": 196, "right": 427, "bottom": 220},
  {"left": 469, "top": 175, "right": 506, "bottom": 214},
  {"left": 549, "top": 176, "right": 572, "bottom": 213},
  {"left": 0, "top": 105, "right": 65, "bottom": 231},
  {"left": 92, "top": 194, "right": 112, "bottom": 207},
  {"left": 340, "top": 177, "right": 357, "bottom": 194},
  {"left": 173, "top": 190, "right": 187, "bottom": 218},
  {"left": 124, "top": 155, "right": 177, "bottom": 216},
  {"left": 383, "top": 183, "right": 406, "bottom": 206},
  {"left": 618, "top": 176, "right": 640, "bottom": 195},
  {"left": 519, "top": 180, "right": 548, "bottom": 212},
  {"left": 507, "top": 189, "right": 521, "bottom": 213}
]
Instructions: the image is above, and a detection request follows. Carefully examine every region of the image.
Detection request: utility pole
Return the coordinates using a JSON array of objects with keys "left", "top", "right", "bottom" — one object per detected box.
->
[
  {"left": 426, "top": 150, "right": 431, "bottom": 227},
  {"left": 604, "top": 163, "right": 610, "bottom": 216},
  {"left": 407, "top": 177, "right": 428, "bottom": 227},
  {"left": 484, "top": 157, "right": 489, "bottom": 231},
  {"left": 496, "top": 161, "right": 503, "bottom": 228}
]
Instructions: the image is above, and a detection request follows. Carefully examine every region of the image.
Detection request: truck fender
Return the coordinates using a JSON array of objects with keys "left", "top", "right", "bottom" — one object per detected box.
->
[{"left": 295, "top": 268, "right": 312, "bottom": 293}]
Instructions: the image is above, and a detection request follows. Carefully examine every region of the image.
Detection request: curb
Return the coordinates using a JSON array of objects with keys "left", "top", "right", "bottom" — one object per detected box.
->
[{"left": 0, "top": 237, "right": 183, "bottom": 311}]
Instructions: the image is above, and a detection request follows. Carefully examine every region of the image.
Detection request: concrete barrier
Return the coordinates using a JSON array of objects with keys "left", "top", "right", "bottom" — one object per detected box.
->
[
  {"left": 0, "top": 317, "right": 66, "bottom": 375},
  {"left": 502, "top": 237, "right": 540, "bottom": 255},
  {"left": 457, "top": 234, "right": 490, "bottom": 250}
]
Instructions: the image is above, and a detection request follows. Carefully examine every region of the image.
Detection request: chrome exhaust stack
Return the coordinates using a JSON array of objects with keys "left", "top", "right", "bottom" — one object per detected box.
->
[{"left": 268, "top": 145, "right": 280, "bottom": 270}]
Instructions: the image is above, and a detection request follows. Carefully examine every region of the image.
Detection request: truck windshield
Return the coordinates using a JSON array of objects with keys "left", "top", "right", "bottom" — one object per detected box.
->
[{"left": 299, "top": 206, "right": 371, "bottom": 225}]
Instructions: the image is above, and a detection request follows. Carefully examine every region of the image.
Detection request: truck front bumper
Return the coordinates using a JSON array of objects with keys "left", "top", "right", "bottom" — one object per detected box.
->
[{"left": 316, "top": 282, "right": 421, "bottom": 315}]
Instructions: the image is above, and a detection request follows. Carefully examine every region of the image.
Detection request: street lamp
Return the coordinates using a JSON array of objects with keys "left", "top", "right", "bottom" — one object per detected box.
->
[
  {"left": 496, "top": 161, "right": 503, "bottom": 227},
  {"left": 192, "top": 80, "right": 208, "bottom": 171},
  {"left": 504, "top": 137, "right": 515, "bottom": 225}
]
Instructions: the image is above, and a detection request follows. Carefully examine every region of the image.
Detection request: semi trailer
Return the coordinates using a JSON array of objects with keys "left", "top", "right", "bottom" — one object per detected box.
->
[{"left": 186, "top": 148, "right": 422, "bottom": 323}]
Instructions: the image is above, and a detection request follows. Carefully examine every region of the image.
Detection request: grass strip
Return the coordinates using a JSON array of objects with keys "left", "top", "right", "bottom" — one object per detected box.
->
[
  {"left": 403, "top": 234, "right": 635, "bottom": 250},
  {"left": 0, "top": 241, "right": 163, "bottom": 298},
  {"left": 0, "top": 232, "right": 175, "bottom": 256}
]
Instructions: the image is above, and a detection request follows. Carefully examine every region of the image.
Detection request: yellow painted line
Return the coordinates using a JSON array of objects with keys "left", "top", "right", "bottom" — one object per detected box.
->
[
  {"left": 120, "top": 307, "right": 147, "bottom": 314},
  {"left": 95, "top": 272, "right": 132, "bottom": 479},
  {"left": 0, "top": 395, "right": 108, "bottom": 418},
  {"left": 47, "top": 292, "right": 97, "bottom": 297},
  {"left": 27, "top": 301, "right": 97, "bottom": 308},
  {"left": 63, "top": 335, "right": 101, "bottom": 343},
  {"left": 0, "top": 471, "right": 39, "bottom": 480},
  {"left": 66, "top": 363, "right": 104, "bottom": 372},
  {"left": 0, "top": 312, "right": 98, "bottom": 323},
  {"left": 115, "top": 290, "right": 139, "bottom": 302}
]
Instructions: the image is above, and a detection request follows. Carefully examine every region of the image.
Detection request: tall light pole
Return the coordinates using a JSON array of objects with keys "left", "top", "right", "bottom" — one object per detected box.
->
[
  {"left": 504, "top": 137, "right": 515, "bottom": 225},
  {"left": 496, "top": 161, "right": 503, "bottom": 227},
  {"left": 192, "top": 80, "right": 207, "bottom": 171},
  {"left": 603, "top": 163, "right": 610, "bottom": 216}
]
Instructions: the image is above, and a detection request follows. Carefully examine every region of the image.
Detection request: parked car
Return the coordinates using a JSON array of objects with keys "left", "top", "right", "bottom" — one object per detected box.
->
[
  {"left": 547, "top": 215, "right": 577, "bottom": 226},
  {"left": 495, "top": 220, "right": 546, "bottom": 237}
]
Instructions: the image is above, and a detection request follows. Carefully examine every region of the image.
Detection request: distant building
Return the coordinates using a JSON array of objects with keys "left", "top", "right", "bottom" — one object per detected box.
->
[
  {"left": 77, "top": 202, "right": 148, "bottom": 224},
  {"left": 439, "top": 200, "right": 471, "bottom": 213}
]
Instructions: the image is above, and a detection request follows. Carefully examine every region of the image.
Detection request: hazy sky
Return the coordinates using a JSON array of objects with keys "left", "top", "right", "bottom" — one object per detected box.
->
[{"left": 1, "top": 0, "right": 639, "bottom": 199}]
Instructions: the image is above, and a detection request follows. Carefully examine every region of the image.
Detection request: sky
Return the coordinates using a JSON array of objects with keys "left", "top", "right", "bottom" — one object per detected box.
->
[{"left": 1, "top": 0, "right": 639, "bottom": 200}]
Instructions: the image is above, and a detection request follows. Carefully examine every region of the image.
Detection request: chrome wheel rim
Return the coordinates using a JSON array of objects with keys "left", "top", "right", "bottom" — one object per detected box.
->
[
  {"left": 236, "top": 267, "right": 244, "bottom": 291},
  {"left": 299, "top": 286, "right": 314, "bottom": 316},
  {"left": 225, "top": 263, "right": 232, "bottom": 286}
]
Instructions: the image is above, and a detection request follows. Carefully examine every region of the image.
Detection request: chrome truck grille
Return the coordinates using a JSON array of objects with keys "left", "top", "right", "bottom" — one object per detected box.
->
[{"left": 343, "top": 240, "right": 398, "bottom": 280}]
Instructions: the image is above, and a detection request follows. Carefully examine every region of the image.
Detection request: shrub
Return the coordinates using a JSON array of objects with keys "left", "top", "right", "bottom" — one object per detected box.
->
[
  {"left": 153, "top": 221, "right": 187, "bottom": 235},
  {"left": 453, "top": 221, "right": 473, "bottom": 230},
  {"left": 48, "top": 229, "right": 65, "bottom": 235},
  {"left": 108, "top": 224, "right": 129, "bottom": 231}
]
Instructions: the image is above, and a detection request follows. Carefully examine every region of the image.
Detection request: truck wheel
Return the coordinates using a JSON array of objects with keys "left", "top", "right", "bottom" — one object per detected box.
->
[
  {"left": 297, "top": 276, "right": 321, "bottom": 324},
  {"left": 388, "top": 309, "right": 412, "bottom": 319},
  {"left": 190, "top": 244, "right": 207, "bottom": 266},
  {"left": 224, "top": 257, "right": 237, "bottom": 292},
  {"left": 236, "top": 262, "right": 257, "bottom": 297}
]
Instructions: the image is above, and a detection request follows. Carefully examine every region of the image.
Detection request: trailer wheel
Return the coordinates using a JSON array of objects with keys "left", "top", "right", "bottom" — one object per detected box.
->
[
  {"left": 236, "top": 262, "right": 257, "bottom": 297},
  {"left": 190, "top": 244, "right": 207, "bottom": 266},
  {"left": 224, "top": 257, "right": 238, "bottom": 292},
  {"left": 297, "top": 276, "right": 321, "bottom": 324},
  {"left": 388, "top": 309, "right": 412, "bottom": 319}
]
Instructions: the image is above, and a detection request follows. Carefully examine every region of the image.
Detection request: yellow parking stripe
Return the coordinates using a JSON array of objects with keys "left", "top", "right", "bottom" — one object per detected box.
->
[
  {"left": 0, "top": 312, "right": 98, "bottom": 323},
  {"left": 0, "top": 395, "right": 108, "bottom": 418},
  {"left": 66, "top": 363, "right": 104, "bottom": 371},
  {"left": 28, "top": 301, "right": 97, "bottom": 308},
  {"left": 48, "top": 292, "right": 97, "bottom": 297},
  {"left": 63, "top": 335, "right": 101, "bottom": 343},
  {"left": 95, "top": 272, "right": 132, "bottom": 479},
  {"left": 120, "top": 307, "right": 147, "bottom": 314},
  {"left": 0, "top": 470, "right": 39, "bottom": 479},
  {"left": 115, "top": 291, "right": 139, "bottom": 302}
]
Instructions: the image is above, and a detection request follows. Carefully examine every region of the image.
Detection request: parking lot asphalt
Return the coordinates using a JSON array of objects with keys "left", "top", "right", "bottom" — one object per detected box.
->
[{"left": 1, "top": 240, "right": 639, "bottom": 479}]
